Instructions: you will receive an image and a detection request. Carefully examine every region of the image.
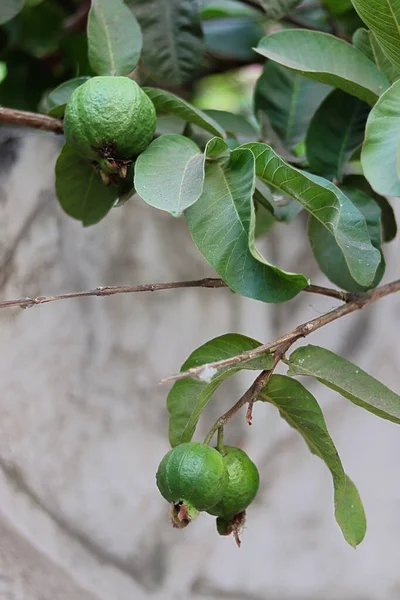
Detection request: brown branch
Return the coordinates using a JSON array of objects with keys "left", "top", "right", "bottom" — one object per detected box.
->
[
  {"left": 0, "top": 107, "right": 63, "bottom": 134},
  {"left": 162, "top": 279, "right": 400, "bottom": 385}
]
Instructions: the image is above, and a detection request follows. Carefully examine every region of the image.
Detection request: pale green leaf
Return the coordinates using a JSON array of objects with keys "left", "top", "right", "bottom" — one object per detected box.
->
[{"left": 0, "top": 0, "right": 24, "bottom": 24}]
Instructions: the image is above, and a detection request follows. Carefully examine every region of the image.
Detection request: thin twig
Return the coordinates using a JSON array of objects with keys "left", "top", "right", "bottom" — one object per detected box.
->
[
  {"left": 0, "top": 107, "right": 63, "bottom": 134},
  {"left": 162, "top": 279, "right": 400, "bottom": 384}
]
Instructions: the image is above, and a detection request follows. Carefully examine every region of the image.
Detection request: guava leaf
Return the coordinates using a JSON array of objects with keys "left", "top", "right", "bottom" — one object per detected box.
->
[
  {"left": 361, "top": 79, "right": 400, "bottom": 196},
  {"left": 87, "top": 0, "right": 142, "bottom": 76},
  {"left": 55, "top": 143, "right": 118, "bottom": 226},
  {"left": 254, "top": 61, "right": 331, "bottom": 150},
  {"left": 288, "top": 345, "right": 400, "bottom": 424},
  {"left": 127, "top": 0, "right": 204, "bottom": 85},
  {"left": 351, "top": 0, "right": 400, "bottom": 71},
  {"left": 200, "top": 0, "right": 261, "bottom": 19},
  {"left": 306, "top": 89, "right": 370, "bottom": 181},
  {"left": 352, "top": 28, "right": 374, "bottom": 62},
  {"left": 255, "top": 30, "right": 389, "bottom": 105},
  {"left": 257, "top": 0, "right": 301, "bottom": 19},
  {"left": 242, "top": 142, "right": 381, "bottom": 288},
  {"left": 323, "top": 0, "right": 353, "bottom": 15},
  {"left": 143, "top": 87, "right": 225, "bottom": 138},
  {"left": 308, "top": 187, "right": 385, "bottom": 291},
  {"left": 168, "top": 334, "right": 273, "bottom": 447},
  {"left": 369, "top": 32, "right": 400, "bottom": 84},
  {"left": 204, "top": 110, "right": 259, "bottom": 143},
  {"left": 0, "top": 0, "right": 24, "bottom": 25},
  {"left": 47, "top": 77, "right": 91, "bottom": 118},
  {"left": 185, "top": 147, "right": 309, "bottom": 304},
  {"left": 259, "top": 375, "right": 366, "bottom": 547}
]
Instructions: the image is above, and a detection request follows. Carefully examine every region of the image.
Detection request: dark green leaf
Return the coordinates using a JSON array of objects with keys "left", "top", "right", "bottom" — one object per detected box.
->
[
  {"left": 47, "top": 77, "right": 90, "bottom": 117},
  {"left": 127, "top": 0, "right": 204, "bottom": 85},
  {"left": 308, "top": 187, "right": 385, "bottom": 291},
  {"left": 255, "top": 30, "right": 389, "bottom": 105},
  {"left": 288, "top": 345, "right": 400, "bottom": 424},
  {"left": 55, "top": 143, "right": 118, "bottom": 226},
  {"left": 243, "top": 142, "right": 381, "bottom": 287},
  {"left": 306, "top": 89, "right": 370, "bottom": 181},
  {"left": 87, "top": 0, "right": 142, "bottom": 76},
  {"left": 259, "top": 375, "right": 366, "bottom": 547},
  {"left": 0, "top": 0, "right": 24, "bottom": 25},
  {"left": 204, "top": 110, "right": 259, "bottom": 143},
  {"left": 186, "top": 147, "right": 308, "bottom": 303},
  {"left": 257, "top": 0, "right": 301, "bottom": 19},
  {"left": 254, "top": 62, "right": 331, "bottom": 150},
  {"left": 202, "top": 16, "right": 264, "bottom": 61},
  {"left": 143, "top": 87, "right": 226, "bottom": 138},
  {"left": 168, "top": 333, "right": 273, "bottom": 447},
  {"left": 254, "top": 179, "right": 302, "bottom": 223},
  {"left": 323, "top": 0, "right": 353, "bottom": 15},
  {"left": 361, "top": 80, "right": 400, "bottom": 196},
  {"left": 351, "top": 0, "right": 400, "bottom": 71}
]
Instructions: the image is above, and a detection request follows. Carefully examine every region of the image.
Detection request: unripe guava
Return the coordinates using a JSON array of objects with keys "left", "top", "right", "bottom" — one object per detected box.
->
[
  {"left": 156, "top": 442, "right": 228, "bottom": 512},
  {"left": 63, "top": 76, "right": 156, "bottom": 166},
  {"left": 207, "top": 446, "right": 259, "bottom": 520}
]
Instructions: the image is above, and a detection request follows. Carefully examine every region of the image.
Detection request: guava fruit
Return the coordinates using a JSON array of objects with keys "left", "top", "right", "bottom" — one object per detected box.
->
[
  {"left": 63, "top": 76, "right": 156, "bottom": 170},
  {"left": 156, "top": 442, "right": 228, "bottom": 521},
  {"left": 207, "top": 446, "right": 259, "bottom": 520}
]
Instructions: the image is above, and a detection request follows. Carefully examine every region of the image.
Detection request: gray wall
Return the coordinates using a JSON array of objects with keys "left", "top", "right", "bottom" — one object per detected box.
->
[{"left": 0, "top": 130, "right": 400, "bottom": 600}]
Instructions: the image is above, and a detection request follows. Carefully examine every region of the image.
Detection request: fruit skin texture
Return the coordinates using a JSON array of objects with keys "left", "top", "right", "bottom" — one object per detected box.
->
[
  {"left": 207, "top": 446, "right": 260, "bottom": 520},
  {"left": 63, "top": 76, "right": 156, "bottom": 163},
  {"left": 156, "top": 442, "right": 228, "bottom": 512}
]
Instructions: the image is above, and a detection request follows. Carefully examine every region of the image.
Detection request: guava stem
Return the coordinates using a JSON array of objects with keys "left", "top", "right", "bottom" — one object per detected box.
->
[{"left": 217, "top": 426, "right": 225, "bottom": 453}]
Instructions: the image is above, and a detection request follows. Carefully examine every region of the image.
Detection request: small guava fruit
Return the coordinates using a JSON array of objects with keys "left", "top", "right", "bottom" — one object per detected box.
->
[
  {"left": 63, "top": 76, "right": 156, "bottom": 169},
  {"left": 156, "top": 442, "right": 228, "bottom": 518},
  {"left": 207, "top": 446, "right": 260, "bottom": 520}
]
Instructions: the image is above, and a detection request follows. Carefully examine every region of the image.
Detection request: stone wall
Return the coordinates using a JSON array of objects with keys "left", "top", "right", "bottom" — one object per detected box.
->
[{"left": 0, "top": 130, "right": 399, "bottom": 600}]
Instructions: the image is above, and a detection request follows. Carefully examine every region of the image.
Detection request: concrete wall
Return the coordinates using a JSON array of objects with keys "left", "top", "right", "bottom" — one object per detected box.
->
[{"left": 0, "top": 129, "right": 400, "bottom": 600}]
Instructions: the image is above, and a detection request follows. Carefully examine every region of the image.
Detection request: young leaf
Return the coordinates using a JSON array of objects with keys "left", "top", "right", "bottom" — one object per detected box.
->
[
  {"left": 254, "top": 62, "right": 331, "bottom": 150},
  {"left": 242, "top": 142, "right": 381, "bottom": 287},
  {"left": 0, "top": 0, "right": 24, "bottom": 25},
  {"left": 352, "top": 0, "right": 400, "bottom": 71},
  {"left": 168, "top": 334, "right": 274, "bottom": 447},
  {"left": 288, "top": 345, "right": 400, "bottom": 424},
  {"left": 308, "top": 187, "right": 385, "bottom": 291},
  {"left": 127, "top": 0, "right": 204, "bottom": 85},
  {"left": 259, "top": 375, "right": 366, "bottom": 547},
  {"left": 55, "top": 143, "right": 118, "bottom": 226},
  {"left": 134, "top": 134, "right": 205, "bottom": 216},
  {"left": 255, "top": 30, "right": 389, "bottom": 105},
  {"left": 143, "top": 87, "right": 226, "bottom": 138},
  {"left": 257, "top": 0, "right": 301, "bottom": 19},
  {"left": 87, "top": 0, "right": 142, "bottom": 76},
  {"left": 47, "top": 77, "right": 90, "bottom": 117},
  {"left": 185, "top": 147, "right": 309, "bottom": 304},
  {"left": 361, "top": 79, "right": 400, "bottom": 196},
  {"left": 306, "top": 89, "right": 370, "bottom": 181}
]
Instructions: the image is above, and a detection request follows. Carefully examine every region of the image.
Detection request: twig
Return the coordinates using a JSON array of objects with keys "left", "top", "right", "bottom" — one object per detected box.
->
[
  {"left": 0, "top": 107, "right": 63, "bottom": 134},
  {"left": 162, "top": 279, "right": 400, "bottom": 384}
]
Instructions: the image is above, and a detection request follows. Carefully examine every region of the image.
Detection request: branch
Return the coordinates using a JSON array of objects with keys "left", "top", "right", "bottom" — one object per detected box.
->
[
  {"left": 0, "top": 107, "right": 63, "bottom": 134},
  {"left": 161, "top": 279, "right": 400, "bottom": 384}
]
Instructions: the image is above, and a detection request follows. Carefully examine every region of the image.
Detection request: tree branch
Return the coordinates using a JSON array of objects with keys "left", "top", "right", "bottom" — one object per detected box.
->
[
  {"left": 161, "top": 278, "right": 400, "bottom": 384},
  {"left": 0, "top": 107, "right": 63, "bottom": 134}
]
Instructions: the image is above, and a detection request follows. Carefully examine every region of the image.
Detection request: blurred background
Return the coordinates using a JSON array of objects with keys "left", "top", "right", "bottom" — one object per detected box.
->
[{"left": 1, "top": 1, "right": 400, "bottom": 599}]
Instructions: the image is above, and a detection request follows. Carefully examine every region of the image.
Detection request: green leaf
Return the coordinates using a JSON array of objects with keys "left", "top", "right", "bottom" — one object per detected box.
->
[
  {"left": 143, "top": 87, "right": 226, "bottom": 138},
  {"left": 259, "top": 375, "right": 366, "bottom": 547},
  {"left": 87, "top": 0, "right": 142, "bottom": 76},
  {"left": 351, "top": 0, "right": 400, "bottom": 71},
  {"left": 352, "top": 28, "right": 374, "bottom": 62},
  {"left": 134, "top": 134, "right": 205, "bottom": 216},
  {"left": 200, "top": 0, "right": 261, "bottom": 19},
  {"left": 288, "top": 345, "right": 400, "bottom": 424},
  {"left": 369, "top": 31, "right": 400, "bottom": 84},
  {"left": 323, "top": 0, "right": 353, "bottom": 15},
  {"left": 0, "top": 0, "right": 24, "bottom": 24},
  {"left": 168, "top": 334, "right": 274, "bottom": 447},
  {"left": 306, "top": 89, "right": 370, "bottom": 181},
  {"left": 55, "top": 143, "right": 118, "bottom": 226},
  {"left": 204, "top": 110, "right": 259, "bottom": 143},
  {"left": 243, "top": 142, "right": 381, "bottom": 287},
  {"left": 127, "top": 0, "right": 204, "bottom": 85},
  {"left": 361, "top": 79, "right": 400, "bottom": 196},
  {"left": 46, "top": 77, "right": 90, "bottom": 117},
  {"left": 185, "top": 147, "right": 309, "bottom": 303},
  {"left": 202, "top": 15, "right": 264, "bottom": 61},
  {"left": 257, "top": 0, "right": 301, "bottom": 19},
  {"left": 255, "top": 30, "right": 389, "bottom": 105},
  {"left": 308, "top": 187, "right": 385, "bottom": 291},
  {"left": 254, "top": 179, "right": 302, "bottom": 223},
  {"left": 342, "top": 174, "right": 398, "bottom": 242},
  {"left": 254, "top": 61, "right": 331, "bottom": 150}
]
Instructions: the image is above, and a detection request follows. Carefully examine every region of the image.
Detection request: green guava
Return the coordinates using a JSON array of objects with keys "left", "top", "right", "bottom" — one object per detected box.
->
[
  {"left": 63, "top": 76, "right": 156, "bottom": 167},
  {"left": 156, "top": 442, "right": 228, "bottom": 514},
  {"left": 207, "top": 446, "right": 259, "bottom": 520}
]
